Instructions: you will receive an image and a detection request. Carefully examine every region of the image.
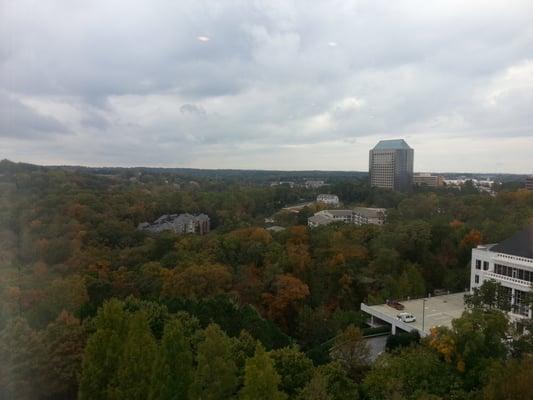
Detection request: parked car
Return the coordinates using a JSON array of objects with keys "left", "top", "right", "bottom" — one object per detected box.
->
[
  {"left": 387, "top": 300, "right": 405, "bottom": 310},
  {"left": 397, "top": 312, "right": 416, "bottom": 323}
]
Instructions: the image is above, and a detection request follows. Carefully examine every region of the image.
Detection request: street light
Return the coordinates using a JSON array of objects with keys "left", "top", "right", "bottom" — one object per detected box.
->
[{"left": 422, "top": 298, "right": 427, "bottom": 333}]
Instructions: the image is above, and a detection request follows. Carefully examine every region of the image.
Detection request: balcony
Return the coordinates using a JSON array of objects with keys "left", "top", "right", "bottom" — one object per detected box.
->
[{"left": 484, "top": 272, "right": 531, "bottom": 288}]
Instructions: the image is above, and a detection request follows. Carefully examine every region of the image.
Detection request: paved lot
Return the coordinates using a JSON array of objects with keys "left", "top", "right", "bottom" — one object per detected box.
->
[
  {"left": 365, "top": 335, "right": 388, "bottom": 362},
  {"left": 365, "top": 292, "right": 467, "bottom": 335}
]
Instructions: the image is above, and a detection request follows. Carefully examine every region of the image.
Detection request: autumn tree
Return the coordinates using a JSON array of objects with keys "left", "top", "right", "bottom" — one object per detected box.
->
[
  {"left": 38, "top": 311, "right": 86, "bottom": 399},
  {"left": 263, "top": 274, "right": 309, "bottom": 330},
  {"left": 163, "top": 263, "right": 232, "bottom": 300},
  {"left": 240, "top": 344, "right": 287, "bottom": 400}
]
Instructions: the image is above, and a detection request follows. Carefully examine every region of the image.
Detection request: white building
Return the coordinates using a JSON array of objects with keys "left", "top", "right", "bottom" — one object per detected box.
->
[
  {"left": 305, "top": 180, "right": 326, "bottom": 189},
  {"left": 317, "top": 194, "right": 340, "bottom": 206},
  {"left": 352, "top": 207, "right": 386, "bottom": 225},
  {"left": 470, "top": 226, "right": 533, "bottom": 319},
  {"left": 308, "top": 208, "right": 386, "bottom": 228}
]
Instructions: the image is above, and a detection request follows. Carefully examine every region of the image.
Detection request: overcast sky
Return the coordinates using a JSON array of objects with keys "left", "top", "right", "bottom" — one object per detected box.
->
[{"left": 1, "top": 1, "right": 532, "bottom": 172}]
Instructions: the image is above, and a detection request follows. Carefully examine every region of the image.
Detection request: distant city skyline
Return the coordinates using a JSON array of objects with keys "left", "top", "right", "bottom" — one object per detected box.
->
[{"left": 1, "top": 1, "right": 532, "bottom": 173}]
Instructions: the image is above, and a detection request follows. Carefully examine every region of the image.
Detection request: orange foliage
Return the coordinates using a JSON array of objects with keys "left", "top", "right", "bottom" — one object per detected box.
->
[
  {"left": 263, "top": 274, "right": 309, "bottom": 328},
  {"left": 162, "top": 263, "right": 232, "bottom": 300},
  {"left": 449, "top": 219, "right": 464, "bottom": 229},
  {"left": 460, "top": 229, "right": 482, "bottom": 249}
]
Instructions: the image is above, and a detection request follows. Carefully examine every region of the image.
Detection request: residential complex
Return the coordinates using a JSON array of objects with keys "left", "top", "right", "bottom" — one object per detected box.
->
[
  {"left": 316, "top": 194, "right": 340, "bottom": 206},
  {"left": 369, "top": 139, "right": 414, "bottom": 191},
  {"left": 470, "top": 226, "right": 533, "bottom": 319},
  {"left": 413, "top": 173, "right": 444, "bottom": 187},
  {"left": 352, "top": 207, "right": 387, "bottom": 225},
  {"left": 138, "top": 213, "right": 210, "bottom": 235},
  {"left": 526, "top": 176, "right": 533, "bottom": 191},
  {"left": 305, "top": 180, "right": 326, "bottom": 188},
  {"left": 308, "top": 208, "right": 386, "bottom": 228}
]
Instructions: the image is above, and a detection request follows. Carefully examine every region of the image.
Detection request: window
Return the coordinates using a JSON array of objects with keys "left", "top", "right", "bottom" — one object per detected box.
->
[
  {"left": 483, "top": 261, "right": 489, "bottom": 271},
  {"left": 475, "top": 260, "right": 481, "bottom": 269},
  {"left": 475, "top": 274, "right": 479, "bottom": 284}
]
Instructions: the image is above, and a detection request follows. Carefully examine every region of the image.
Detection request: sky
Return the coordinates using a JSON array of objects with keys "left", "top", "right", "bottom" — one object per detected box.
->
[{"left": 1, "top": 0, "right": 533, "bottom": 173}]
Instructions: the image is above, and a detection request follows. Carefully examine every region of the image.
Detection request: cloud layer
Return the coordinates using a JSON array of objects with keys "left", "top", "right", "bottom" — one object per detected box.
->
[{"left": 1, "top": 0, "right": 532, "bottom": 172}]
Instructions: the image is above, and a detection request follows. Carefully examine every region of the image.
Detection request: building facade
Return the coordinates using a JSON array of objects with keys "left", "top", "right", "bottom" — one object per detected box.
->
[
  {"left": 369, "top": 139, "right": 414, "bottom": 191},
  {"left": 308, "top": 208, "right": 386, "bottom": 228},
  {"left": 316, "top": 194, "right": 340, "bottom": 206},
  {"left": 305, "top": 180, "right": 326, "bottom": 189},
  {"left": 470, "top": 226, "right": 533, "bottom": 319},
  {"left": 413, "top": 173, "right": 444, "bottom": 187},
  {"left": 352, "top": 207, "right": 386, "bottom": 225},
  {"left": 138, "top": 213, "right": 210, "bottom": 235},
  {"left": 526, "top": 176, "right": 533, "bottom": 191}
]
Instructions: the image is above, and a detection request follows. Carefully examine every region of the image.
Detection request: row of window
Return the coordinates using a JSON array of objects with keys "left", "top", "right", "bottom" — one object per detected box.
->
[
  {"left": 494, "top": 263, "right": 533, "bottom": 283},
  {"left": 475, "top": 259, "right": 489, "bottom": 270}
]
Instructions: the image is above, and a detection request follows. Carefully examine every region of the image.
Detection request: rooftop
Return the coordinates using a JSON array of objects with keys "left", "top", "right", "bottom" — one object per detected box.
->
[
  {"left": 362, "top": 292, "right": 467, "bottom": 335},
  {"left": 373, "top": 139, "right": 412, "bottom": 151},
  {"left": 491, "top": 225, "right": 533, "bottom": 259},
  {"left": 321, "top": 209, "right": 353, "bottom": 217},
  {"left": 353, "top": 207, "right": 386, "bottom": 218}
]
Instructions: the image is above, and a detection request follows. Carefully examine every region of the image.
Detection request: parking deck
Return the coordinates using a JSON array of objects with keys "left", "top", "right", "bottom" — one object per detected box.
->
[{"left": 361, "top": 292, "right": 467, "bottom": 337}]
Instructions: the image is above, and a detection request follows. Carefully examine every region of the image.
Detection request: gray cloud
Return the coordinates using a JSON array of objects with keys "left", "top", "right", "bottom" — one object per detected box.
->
[
  {"left": 0, "top": 92, "right": 69, "bottom": 139},
  {"left": 0, "top": 0, "right": 532, "bottom": 172}
]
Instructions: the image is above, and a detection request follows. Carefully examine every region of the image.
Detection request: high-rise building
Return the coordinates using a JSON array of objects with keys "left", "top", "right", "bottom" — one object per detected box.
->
[{"left": 369, "top": 139, "right": 414, "bottom": 191}]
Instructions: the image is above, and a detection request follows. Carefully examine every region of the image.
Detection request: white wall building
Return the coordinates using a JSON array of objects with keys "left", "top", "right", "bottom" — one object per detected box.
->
[
  {"left": 308, "top": 208, "right": 386, "bottom": 228},
  {"left": 305, "top": 180, "right": 326, "bottom": 189},
  {"left": 317, "top": 194, "right": 339, "bottom": 206},
  {"left": 470, "top": 226, "right": 533, "bottom": 319}
]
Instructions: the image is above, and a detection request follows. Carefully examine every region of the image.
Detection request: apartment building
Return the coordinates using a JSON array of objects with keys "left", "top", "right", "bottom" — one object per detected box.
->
[
  {"left": 413, "top": 173, "right": 444, "bottom": 187},
  {"left": 470, "top": 226, "right": 533, "bottom": 319},
  {"left": 316, "top": 194, "right": 340, "bottom": 206},
  {"left": 308, "top": 208, "right": 386, "bottom": 228},
  {"left": 138, "top": 213, "right": 210, "bottom": 235}
]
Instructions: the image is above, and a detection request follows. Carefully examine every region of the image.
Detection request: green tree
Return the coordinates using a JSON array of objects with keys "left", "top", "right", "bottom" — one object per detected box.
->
[
  {"left": 482, "top": 356, "right": 533, "bottom": 400},
  {"left": 464, "top": 280, "right": 511, "bottom": 311},
  {"left": 363, "top": 346, "right": 459, "bottom": 400},
  {"left": 316, "top": 361, "right": 359, "bottom": 400},
  {"left": 149, "top": 319, "right": 193, "bottom": 400},
  {"left": 110, "top": 312, "right": 157, "bottom": 400},
  {"left": 79, "top": 299, "right": 129, "bottom": 400},
  {"left": 240, "top": 344, "right": 287, "bottom": 400},
  {"left": 271, "top": 346, "right": 314, "bottom": 396},
  {"left": 329, "top": 325, "right": 370, "bottom": 381},
  {"left": 189, "top": 324, "right": 239, "bottom": 400},
  {"left": 0, "top": 318, "right": 40, "bottom": 400},
  {"left": 297, "top": 372, "right": 332, "bottom": 400}
]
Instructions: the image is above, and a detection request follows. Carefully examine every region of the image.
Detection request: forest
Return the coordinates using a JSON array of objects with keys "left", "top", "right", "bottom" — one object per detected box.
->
[{"left": 0, "top": 159, "right": 532, "bottom": 400}]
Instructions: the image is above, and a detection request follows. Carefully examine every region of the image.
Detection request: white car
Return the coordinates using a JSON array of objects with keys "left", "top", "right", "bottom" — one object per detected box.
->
[{"left": 397, "top": 312, "right": 416, "bottom": 323}]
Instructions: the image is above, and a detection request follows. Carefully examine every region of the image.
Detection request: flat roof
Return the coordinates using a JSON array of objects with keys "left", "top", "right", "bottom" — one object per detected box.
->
[{"left": 362, "top": 292, "right": 467, "bottom": 335}]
